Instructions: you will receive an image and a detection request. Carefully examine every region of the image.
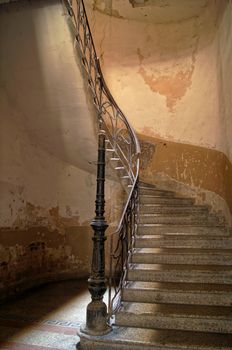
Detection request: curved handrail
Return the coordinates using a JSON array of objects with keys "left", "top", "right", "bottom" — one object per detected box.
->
[
  {"left": 63, "top": 0, "right": 140, "bottom": 317},
  {"left": 97, "top": 61, "right": 141, "bottom": 156}
]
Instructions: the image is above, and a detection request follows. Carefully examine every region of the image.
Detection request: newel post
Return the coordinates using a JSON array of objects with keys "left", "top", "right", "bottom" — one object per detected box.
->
[{"left": 82, "top": 131, "right": 111, "bottom": 335}]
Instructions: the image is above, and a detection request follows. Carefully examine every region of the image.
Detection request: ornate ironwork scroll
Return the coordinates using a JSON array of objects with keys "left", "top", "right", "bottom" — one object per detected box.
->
[
  {"left": 108, "top": 180, "right": 139, "bottom": 315},
  {"left": 63, "top": 0, "right": 140, "bottom": 330}
]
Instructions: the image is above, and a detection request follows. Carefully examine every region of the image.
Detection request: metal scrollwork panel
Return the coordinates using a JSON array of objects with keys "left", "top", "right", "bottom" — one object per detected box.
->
[{"left": 63, "top": 0, "right": 140, "bottom": 319}]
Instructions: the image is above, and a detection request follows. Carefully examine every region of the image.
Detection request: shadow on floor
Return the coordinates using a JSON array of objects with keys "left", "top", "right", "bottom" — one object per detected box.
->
[{"left": 0, "top": 279, "right": 89, "bottom": 349}]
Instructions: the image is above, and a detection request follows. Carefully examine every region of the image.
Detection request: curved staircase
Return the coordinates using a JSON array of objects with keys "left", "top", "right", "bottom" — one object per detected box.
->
[
  {"left": 80, "top": 182, "right": 232, "bottom": 349},
  {"left": 61, "top": 1, "right": 232, "bottom": 349}
]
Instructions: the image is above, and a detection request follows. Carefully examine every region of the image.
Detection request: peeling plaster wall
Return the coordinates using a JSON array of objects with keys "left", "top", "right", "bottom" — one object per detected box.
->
[
  {"left": 85, "top": 0, "right": 231, "bottom": 156},
  {"left": 84, "top": 0, "right": 232, "bottom": 219},
  {"left": 0, "top": 0, "right": 124, "bottom": 298},
  {"left": 139, "top": 135, "right": 232, "bottom": 224},
  {"left": 0, "top": 90, "right": 122, "bottom": 298}
]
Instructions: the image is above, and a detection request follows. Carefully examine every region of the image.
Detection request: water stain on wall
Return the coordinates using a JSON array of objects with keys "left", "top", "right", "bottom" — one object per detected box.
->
[
  {"left": 0, "top": 225, "right": 92, "bottom": 300},
  {"left": 139, "top": 66, "right": 194, "bottom": 111},
  {"left": 137, "top": 33, "right": 198, "bottom": 112},
  {"left": 12, "top": 203, "right": 81, "bottom": 234}
]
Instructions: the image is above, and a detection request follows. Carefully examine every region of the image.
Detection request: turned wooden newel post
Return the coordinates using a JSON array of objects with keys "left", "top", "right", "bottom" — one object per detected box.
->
[{"left": 82, "top": 132, "right": 111, "bottom": 335}]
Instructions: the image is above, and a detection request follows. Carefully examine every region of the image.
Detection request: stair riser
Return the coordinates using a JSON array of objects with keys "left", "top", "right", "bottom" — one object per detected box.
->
[
  {"left": 131, "top": 254, "right": 232, "bottom": 265},
  {"left": 139, "top": 188, "right": 174, "bottom": 197},
  {"left": 115, "top": 314, "right": 232, "bottom": 334},
  {"left": 137, "top": 226, "right": 228, "bottom": 235},
  {"left": 135, "top": 238, "right": 232, "bottom": 249},
  {"left": 139, "top": 182, "right": 156, "bottom": 187},
  {"left": 79, "top": 339, "right": 164, "bottom": 350},
  {"left": 139, "top": 216, "right": 216, "bottom": 225},
  {"left": 140, "top": 206, "right": 208, "bottom": 214},
  {"left": 127, "top": 270, "right": 232, "bottom": 284},
  {"left": 122, "top": 289, "right": 232, "bottom": 307},
  {"left": 79, "top": 331, "right": 232, "bottom": 350},
  {"left": 140, "top": 197, "right": 194, "bottom": 205}
]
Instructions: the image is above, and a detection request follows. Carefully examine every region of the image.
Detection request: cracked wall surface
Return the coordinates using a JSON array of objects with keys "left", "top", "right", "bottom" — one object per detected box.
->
[
  {"left": 1, "top": 0, "right": 232, "bottom": 298},
  {"left": 0, "top": 0, "right": 124, "bottom": 299},
  {"left": 85, "top": 0, "right": 231, "bottom": 157},
  {"left": 84, "top": 0, "right": 232, "bottom": 220},
  {"left": 139, "top": 134, "right": 232, "bottom": 224}
]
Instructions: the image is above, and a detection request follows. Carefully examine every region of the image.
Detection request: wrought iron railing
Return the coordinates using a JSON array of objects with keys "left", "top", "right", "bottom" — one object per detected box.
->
[
  {"left": 108, "top": 179, "right": 139, "bottom": 316},
  {"left": 63, "top": 0, "right": 140, "bottom": 325}
]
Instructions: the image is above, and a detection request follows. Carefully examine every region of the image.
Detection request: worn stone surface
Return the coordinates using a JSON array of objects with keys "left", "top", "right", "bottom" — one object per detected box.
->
[
  {"left": 139, "top": 134, "right": 232, "bottom": 223},
  {"left": 79, "top": 182, "right": 232, "bottom": 349}
]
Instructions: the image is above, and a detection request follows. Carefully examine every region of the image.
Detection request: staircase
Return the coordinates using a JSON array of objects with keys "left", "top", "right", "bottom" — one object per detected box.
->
[
  {"left": 61, "top": 1, "right": 232, "bottom": 348},
  {"left": 80, "top": 181, "right": 232, "bottom": 349}
]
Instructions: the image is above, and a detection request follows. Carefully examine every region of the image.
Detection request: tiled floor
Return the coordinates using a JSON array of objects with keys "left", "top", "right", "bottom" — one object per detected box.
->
[{"left": 0, "top": 280, "right": 93, "bottom": 350}]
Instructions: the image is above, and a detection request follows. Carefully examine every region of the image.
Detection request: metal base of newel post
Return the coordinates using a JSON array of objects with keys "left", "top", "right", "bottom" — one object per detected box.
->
[
  {"left": 81, "top": 299, "right": 111, "bottom": 336},
  {"left": 79, "top": 132, "right": 112, "bottom": 339}
]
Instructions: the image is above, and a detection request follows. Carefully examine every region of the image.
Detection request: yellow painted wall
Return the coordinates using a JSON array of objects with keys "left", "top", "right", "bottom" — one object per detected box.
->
[
  {"left": 0, "top": 0, "right": 123, "bottom": 298},
  {"left": 84, "top": 0, "right": 232, "bottom": 219}
]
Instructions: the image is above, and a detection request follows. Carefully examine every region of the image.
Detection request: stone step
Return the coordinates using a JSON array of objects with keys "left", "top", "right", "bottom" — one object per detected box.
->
[
  {"left": 139, "top": 204, "right": 208, "bottom": 214},
  {"left": 139, "top": 187, "right": 175, "bottom": 197},
  {"left": 139, "top": 182, "right": 157, "bottom": 188},
  {"left": 140, "top": 196, "right": 195, "bottom": 205},
  {"left": 122, "top": 281, "right": 232, "bottom": 306},
  {"left": 78, "top": 327, "right": 232, "bottom": 350},
  {"left": 131, "top": 248, "right": 232, "bottom": 265},
  {"left": 137, "top": 224, "right": 228, "bottom": 235},
  {"left": 135, "top": 235, "right": 232, "bottom": 249},
  {"left": 127, "top": 263, "right": 232, "bottom": 284},
  {"left": 138, "top": 214, "right": 219, "bottom": 225},
  {"left": 115, "top": 302, "right": 232, "bottom": 334}
]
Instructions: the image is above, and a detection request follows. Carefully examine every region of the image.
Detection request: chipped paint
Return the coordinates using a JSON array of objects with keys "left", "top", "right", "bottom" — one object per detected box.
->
[
  {"left": 137, "top": 33, "right": 198, "bottom": 111},
  {"left": 92, "top": 0, "right": 123, "bottom": 18},
  {"left": 139, "top": 66, "right": 194, "bottom": 111},
  {"left": 11, "top": 203, "right": 81, "bottom": 234},
  {"left": 139, "top": 133, "right": 232, "bottom": 222},
  {"left": 1, "top": 0, "right": 232, "bottom": 300},
  {"left": 0, "top": 0, "right": 125, "bottom": 298},
  {"left": 0, "top": 226, "right": 91, "bottom": 299},
  {"left": 85, "top": 0, "right": 232, "bottom": 164}
]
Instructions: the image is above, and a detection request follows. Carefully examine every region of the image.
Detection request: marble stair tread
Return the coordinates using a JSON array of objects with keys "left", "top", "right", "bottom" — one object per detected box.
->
[
  {"left": 139, "top": 213, "right": 208, "bottom": 217},
  {"left": 122, "top": 281, "right": 232, "bottom": 306},
  {"left": 133, "top": 247, "right": 232, "bottom": 254},
  {"left": 115, "top": 302, "right": 232, "bottom": 333},
  {"left": 136, "top": 234, "right": 231, "bottom": 240},
  {"left": 140, "top": 204, "right": 208, "bottom": 209},
  {"left": 139, "top": 187, "right": 175, "bottom": 195},
  {"left": 115, "top": 312, "right": 232, "bottom": 334},
  {"left": 139, "top": 182, "right": 157, "bottom": 188},
  {"left": 137, "top": 224, "right": 228, "bottom": 236},
  {"left": 123, "top": 281, "right": 232, "bottom": 292},
  {"left": 138, "top": 215, "right": 218, "bottom": 225},
  {"left": 135, "top": 235, "right": 232, "bottom": 248},
  {"left": 132, "top": 248, "right": 232, "bottom": 265},
  {"left": 139, "top": 205, "right": 209, "bottom": 214},
  {"left": 129, "top": 263, "right": 232, "bottom": 271},
  {"left": 140, "top": 197, "right": 196, "bottom": 205},
  {"left": 138, "top": 223, "right": 225, "bottom": 228},
  {"left": 127, "top": 263, "right": 232, "bottom": 284},
  {"left": 79, "top": 327, "right": 232, "bottom": 350},
  {"left": 140, "top": 194, "right": 189, "bottom": 199},
  {"left": 117, "top": 302, "right": 232, "bottom": 318}
]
